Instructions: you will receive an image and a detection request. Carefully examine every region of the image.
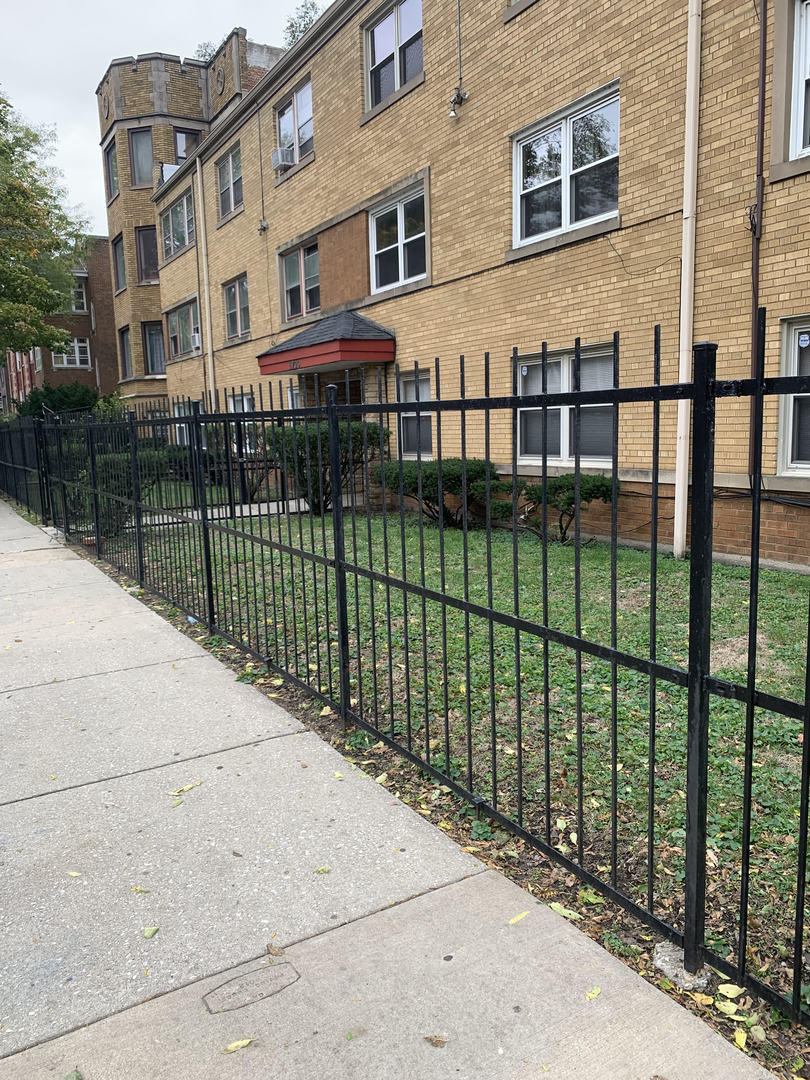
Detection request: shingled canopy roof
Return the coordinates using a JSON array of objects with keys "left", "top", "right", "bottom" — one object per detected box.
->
[{"left": 257, "top": 311, "right": 395, "bottom": 376}]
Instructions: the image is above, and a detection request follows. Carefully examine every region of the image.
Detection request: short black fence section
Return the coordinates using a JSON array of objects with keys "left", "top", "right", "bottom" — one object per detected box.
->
[{"left": 3, "top": 312, "right": 810, "bottom": 1026}]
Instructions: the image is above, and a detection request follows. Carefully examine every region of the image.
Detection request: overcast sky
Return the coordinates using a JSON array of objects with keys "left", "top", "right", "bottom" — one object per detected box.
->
[{"left": 1, "top": 1, "right": 301, "bottom": 234}]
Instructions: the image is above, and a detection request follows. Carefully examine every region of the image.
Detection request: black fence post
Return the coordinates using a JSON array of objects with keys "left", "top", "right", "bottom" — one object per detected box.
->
[
  {"left": 683, "top": 340, "right": 717, "bottom": 974},
  {"left": 326, "top": 384, "right": 351, "bottom": 730},
  {"left": 191, "top": 401, "right": 216, "bottom": 632},
  {"left": 127, "top": 411, "right": 145, "bottom": 585},
  {"left": 31, "top": 419, "right": 48, "bottom": 525},
  {"left": 53, "top": 419, "right": 68, "bottom": 534},
  {"left": 86, "top": 421, "right": 102, "bottom": 557}
]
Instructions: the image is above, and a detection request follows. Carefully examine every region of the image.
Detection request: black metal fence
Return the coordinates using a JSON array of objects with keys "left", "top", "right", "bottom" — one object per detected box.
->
[{"left": 3, "top": 312, "right": 810, "bottom": 1024}]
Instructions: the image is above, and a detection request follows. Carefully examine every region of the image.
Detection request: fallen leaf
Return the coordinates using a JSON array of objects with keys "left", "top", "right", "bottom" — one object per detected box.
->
[
  {"left": 375, "top": 772, "right": 388, "bottom": 784},
  {"left": 718, "top": 983, "right": 745, "bottom": 999},
  {"left": 333, "top": 772, "right": 343, "bottom": 779},
  {"left": 62, "top": 1071, "right": 84, "bottom": 1080},
  {"left": 549, "top": 902, "right": 582, "bottom": 921},
  {"left": 750, "top": 1025, "right": 766, "bottom": 1043},
  {"left": 734, "top": 1029, "right": 747, "bottom": 1050},
  {"left": 320, "top": 706, "right": 334, "bottom": 717},
  {"left": 314, "top": 866, "right": 330, "bottom": 874},
  {"left": 585, "top": 986, "right": 601, "bottom": 1001},
  {"left": 438, "top": 821, "right": 452, "bottom": 831},
  {"left": 715, "top": 999, "right": 737, "bottom": 1016},
  {"left": 232, "top": 851, "right": 243, "bottom": 857},
  {"left": 143, "top": 927, "right": 159, "bottom": 939},
  {"left": 67, "top": 871, "right": 81, "bottom": 877},
  {"left": 692, "top": 992, "right": 714, "bottom": 1006},
  {"left": 171, "top": 798, "right": 183, "bottom": 808},
  {"left": 509, "top": 911, "right": 530, "bottom": 925},
  {"left": 579, "top": 889, "right": 605, "bottom": 905},
  {"left": 266, "top": 944, "right": 285, "bottom": 957},
  {"left": 167, "top": 780, "right": 202, "bottom": 796},
  {"left": 223, "top": 1039, "right": 252, "bottom": 1054},
  {"left": 424, "top": 1035, "right": 447, "bottom": 1048},
  {"left": 130, "top": 886, "right": 150, "bottom": 894}
]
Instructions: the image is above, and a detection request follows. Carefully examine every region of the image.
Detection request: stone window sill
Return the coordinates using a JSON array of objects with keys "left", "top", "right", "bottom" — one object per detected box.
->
[{"left": 360, "top": 71, "right": 425, "bottom": 128}]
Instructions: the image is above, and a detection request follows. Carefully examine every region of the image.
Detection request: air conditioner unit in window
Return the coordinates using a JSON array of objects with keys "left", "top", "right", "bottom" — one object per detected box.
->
[
  {"left": 190, "top": 332, "right": 201, "bottom": 349},
  {"left": 272, "top": 146, "right": 295, "bottom": 172}
]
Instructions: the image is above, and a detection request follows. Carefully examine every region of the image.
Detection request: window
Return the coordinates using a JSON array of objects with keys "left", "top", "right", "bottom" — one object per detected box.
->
[
  {"left": 283, "top": 244, "right": 319, "bottom": 318},
  {"left": 370, "top": 187, "right": 425, "bottom": 292},
  {"left": 514, "top": 94, "right": 619, "bottom": 246},
  {"left": 136, "top": 226, "right": 159, "bottom": 282},
  {"left": 518, "top": 349, "right": 614, "bottom": 461},
  {"left": 793, "top": 1, "right": 810, "bottom": 158},
  {"left": 34, "top": 347, "right": 42, "bottom": 372},
  {"left": 119, "top": 328, "right": 132, "bottom": 379},
  {"left": 53, "top": 338, "right": 91, "bottom": 369},
  {"left": 277, "top": 80, "right": 313, "bottom": 162},
  {"left": 217, "top": 145, "right": 243, "bottom": 218},
  {"left": 366, "top": 0, "right": 422, "bottom": 108},
  {"left": 399, "top": 374, "right": 432, "bottom": 455},
  {"left": 71, "top": 277, "right": 88, "bottom": 312},
  {"left": 105, "top": 141, "right": 119, "bottom": 200},
  {"left": 160, "top": 191, "right": 195, "bottom": 259},
  {"left": 174, "top": 128, "right": 201, "bottom": 162},
  {"left": 129, "top": 128, "right": 153, "bottom": 186},
  {"left": 173, "top": 400, "right": 197, "bottom": 447},
  {"left": 782, "top": 324, "right": 810, "bottom": 470},
  {"left": 112, "top": 234, "right": 126, "bottom": 291},
  {"left": 224, "top": 275, "right": 250, "bottom": 339},
  {"left": 229, "top": 392, "right": 257, "bottom": 450},
  {"left": 167, "top": 300, "right": 200, "bottom": 359},
  {"left": 287, "top": 383, "right": 301, "bottom": 409},
  {"left": 143, "top": 322, "right": 166, "bottom": 374}
]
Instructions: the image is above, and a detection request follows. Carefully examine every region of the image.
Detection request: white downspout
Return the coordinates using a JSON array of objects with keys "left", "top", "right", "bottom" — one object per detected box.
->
[
  {"left": 673, "top": 0, "right": 703, "bottom": 558},
  {"left": 196, "top": 158, "right": 216, "bottom": 406}
]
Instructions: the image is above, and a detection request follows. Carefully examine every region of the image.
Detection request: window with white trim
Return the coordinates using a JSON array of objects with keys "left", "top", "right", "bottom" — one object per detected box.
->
[
  {"left": 518, "top": 349, "right": 614, "bottom": 462},
  {"left": 287, "top": 383, "right": 301, "bottom": 409},
  {"left": 399, "top": 372, "right": 432, "bottom": 456},
  {"left": 229, "top": 391, "right": 257, "bottom": 450},
  {"left": 34, "top": 347, "right": 42, "bottom": 372},
  {"left": 283, "top": 244, "right": 319, "bottom": 319},
  {"left": 366, "top": 0, "right": 422, "bottom": 109},
  {"left": 514, "top": 94, "right": 619, "bottom": 246},
  {"left": 793, "top": 0, "right": 810, "bottom": 158},
  {"left": 173, "top": 399, "right": 200, "bottom": 447},
  {"left": 53, "top": 338, "right": 91, "bottom": 369},
  {"left": 167, "top": 299, "right": 200, "bottom": 359},
  {"left": 782, "top": 324, "right": 810, "bottom": 470},
  {"left": 160, "top": 191, "right": 194, "bottom": 260},
  {"left": 370, "top": 187, "right": 425, "bottom": 292},
  {"left": 119, "top": 328, "right": 132, "bottom": 379},
  {"left": 224, "top": 275, "right": 250, "bottom": 339},
  {"left": 277, "top": 80, "right": 313, "bottom": 162},
  {"left": 71, "top": 277, "right": 88, "bottom": 312},
  {"left": 217, "top": 145, "right": 243, "bottom": 218}
]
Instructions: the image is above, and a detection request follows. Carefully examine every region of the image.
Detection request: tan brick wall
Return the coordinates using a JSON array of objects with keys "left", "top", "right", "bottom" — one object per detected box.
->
[{"left": 318, "top": 214, "right": 370, "bottom": 311}]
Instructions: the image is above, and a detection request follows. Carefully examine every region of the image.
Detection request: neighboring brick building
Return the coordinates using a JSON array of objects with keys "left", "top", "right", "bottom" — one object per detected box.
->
[
  {"left": 95, "top": 28, "right": 283, "bottom": 407},
  {"left": 97, "top": 0, "right": 810, "bottom": 563},
  {"left": 4, "top": 236, "right": 118, "bottom": 409}
]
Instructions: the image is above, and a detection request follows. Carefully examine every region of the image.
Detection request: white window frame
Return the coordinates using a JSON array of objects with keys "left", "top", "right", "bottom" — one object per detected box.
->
[
  {"left": 224, "top": 275, "right": 251, "bottom": 339},
  {"left": 277, "top": 79, "right": 313, "bottom": 163},
  {"left": 779, "top": 320, "right": 810, "bottom": 474},
  {"left": 52, "top": 338, "right": 91, "bottom": 369},
  {"left": 71, "top": 276, "right": 88, "bottom": 312},
  {"left": 512, "top": 89, "right": 619, "bottom": 249},
  {"left": 398, "top": 372, "right": 432, "bottom": 459},
  {"left": 517, "top": 347, "right": 614, "bottom": 467},
  {"left": 228, "top": 391, "right": 257, "bottom": 451},
  {"left": 282, "top": 244, "right": 320, "bottom": 319},
  {"left": 167, "top": 299, "right": 201, "bottom": 359},
  {"left": 217, "top": 145, "right": 243, "bottom": 219},
  {"left": 34, "top": 347, "right": 42, "bottom": 372},
  {"left": 173, "top": 400, "right": 199, "bottom": 447},
  {"left": 365, "top": 0, "right": 423, "bottom": 110},
  {"left": 160, "top": 191, "right": 195, "bottom": 260},
  {"left": 369, "top": 184, "right": 426, "bottom": 294},
  {"left": 287, "top": 383, "right": 301, "bottom": 409},
  {"left": 792, "top": 0, "right": 810, "bottom": 159}
]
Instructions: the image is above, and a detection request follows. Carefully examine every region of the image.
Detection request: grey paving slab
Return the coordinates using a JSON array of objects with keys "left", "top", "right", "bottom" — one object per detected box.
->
[
  {"left": 0, "top": 553, "right": 104, "bottom": 596},
  {"left": 0, "top": 606, "right": 207, "bottom": 691},
  {"left": 0, "top": 580, "right": 155, "bottom": 631},
  {"left": 0, "top": 871, "right": 772, "bottom": 1080},
  {"left": 0, "top": 536, "right": 63, "bottom": 554},
  {"left": 0, "top": 655, "right": 302, "bottom": 802},
  {"left": 0, "top": 504, "right": 44, "bottom": 542},
  {"left": 0, "top": 732, "right": 480, "bottom": 1056}
]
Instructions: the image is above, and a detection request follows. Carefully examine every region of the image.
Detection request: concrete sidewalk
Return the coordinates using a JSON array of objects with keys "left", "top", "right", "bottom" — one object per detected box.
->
[{"left": 0, "top": 497, "right": 771, "bottom": 1079}]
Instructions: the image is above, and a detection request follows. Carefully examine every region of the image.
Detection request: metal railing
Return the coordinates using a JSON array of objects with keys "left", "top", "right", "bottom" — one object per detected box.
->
[{"left": 3, "top": 312, "right": 810, "bottom": 1024}]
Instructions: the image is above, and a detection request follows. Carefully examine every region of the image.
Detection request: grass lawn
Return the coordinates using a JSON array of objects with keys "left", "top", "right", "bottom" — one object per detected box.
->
[{"left": 107, "top": 509, "right": 810, "bottom": 1005}]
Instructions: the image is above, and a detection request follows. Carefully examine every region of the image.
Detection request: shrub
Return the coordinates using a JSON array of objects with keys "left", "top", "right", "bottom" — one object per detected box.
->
[
  {"left": 15, "top": 383, "right": 99, "bottom": 418},
  {"left": 270, "top": 420, "right": 386, "bottom": 515},
  {"left": 378, "top": 457, "right": 512, "bottom": 528},
  {"left": 522, "top": 474, "right": 616, "bottom": 542},
  {"left": 94, "top": 447, "right": 167, "bottom": 537}
]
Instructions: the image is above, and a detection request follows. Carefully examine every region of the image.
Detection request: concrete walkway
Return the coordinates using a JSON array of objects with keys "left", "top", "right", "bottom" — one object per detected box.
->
[{"left": 0, "top": 497, "right": 772, "bottom": 1079}]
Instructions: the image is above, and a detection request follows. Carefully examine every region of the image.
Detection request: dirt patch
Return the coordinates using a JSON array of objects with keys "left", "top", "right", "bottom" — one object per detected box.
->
[
  {"left": 618, "top": 584, "right": 652, "bottom": 615},
  {"left": 711, "top": 630, "right": 789, "bottom": 679}
]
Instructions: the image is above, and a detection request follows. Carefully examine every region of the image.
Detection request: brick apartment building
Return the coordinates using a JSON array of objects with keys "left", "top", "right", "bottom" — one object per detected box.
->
[
  {"left": 4, "top": 236, "right": 118, "bottom": 409},
  {"left": 97, "top": 0, "right": 810, "bottom": 563}
]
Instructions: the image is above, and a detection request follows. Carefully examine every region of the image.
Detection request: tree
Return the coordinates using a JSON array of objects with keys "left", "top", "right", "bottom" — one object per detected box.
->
[
  {"left": 13, "top": 383, "right": 98, "bottom": 418},
  {"left": 194, "top": 41, "right": 219, "bottom": 62},
  {"left": 283, "top": 0, "right": 321, "bottom": 47},
  {"left": 0, "top": 94, "right": 88, "bottom": 357}
]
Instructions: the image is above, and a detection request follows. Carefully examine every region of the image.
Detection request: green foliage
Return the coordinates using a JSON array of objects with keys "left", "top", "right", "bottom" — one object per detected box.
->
[
  {"left": 92, "top": 393, "right": 128, "bottom": 422},
  {"left": 271, "top": 420, "right": 386, "bottom": 515},
  {"left": 283, "top": 0, "right": 321, "bottom": 47},
  {"left": 523, "top": 474, "right": 616, "bottom": 542},
  {"left": 378, "top": 458, "right": 511, "bottom": 528},
  {"left": 14, "top": 382, "right": 98, "bottom": 417},
  {"left": 93, "top": 446, "right": 167, "bottom": 537},
  {"left": 0, "top": 94, "right": 88, "bottom": 355}
]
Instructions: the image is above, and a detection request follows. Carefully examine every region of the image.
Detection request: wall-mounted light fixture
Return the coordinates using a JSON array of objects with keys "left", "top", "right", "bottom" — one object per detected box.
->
[
  {"left": 257, "top": 219, "right": 269, "bottom": 234},
  {"left": 449, "top": 86, "right": 468, "bottom": 119}
]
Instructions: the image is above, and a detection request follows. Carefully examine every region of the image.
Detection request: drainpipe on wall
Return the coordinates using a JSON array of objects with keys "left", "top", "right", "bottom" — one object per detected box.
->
[
  {"left": 748, "top": 0, "right": 767, "bottom": 473},
  {"left": 673, "top": 0, "right": 704, "bottom": 558},
  {"left": 196, "top": 157, "right": 216, "bottom": 407}
]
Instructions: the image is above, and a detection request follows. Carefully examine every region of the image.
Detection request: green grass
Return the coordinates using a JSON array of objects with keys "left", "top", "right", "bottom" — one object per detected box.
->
[{"left": 105, "top": 511, "right": 810, "bottom": 1004}]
